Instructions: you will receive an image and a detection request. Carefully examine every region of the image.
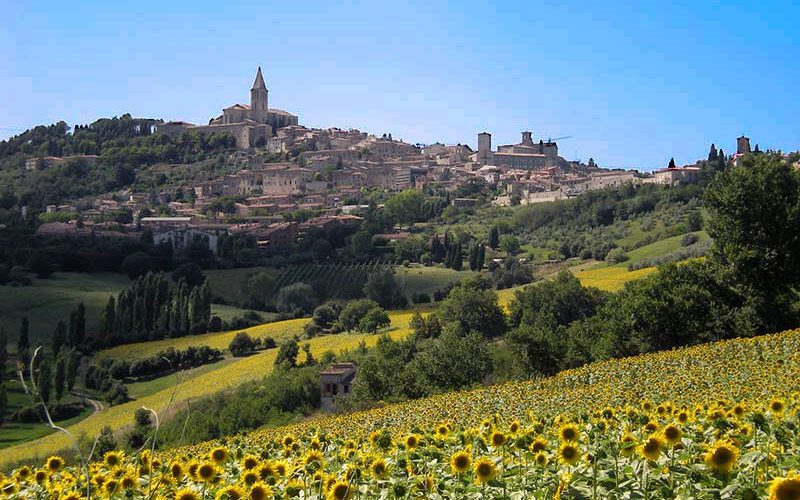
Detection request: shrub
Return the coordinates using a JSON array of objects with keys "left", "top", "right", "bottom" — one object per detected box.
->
[{"left": 229, "top": 332, "right": 256, "bottom": 357}]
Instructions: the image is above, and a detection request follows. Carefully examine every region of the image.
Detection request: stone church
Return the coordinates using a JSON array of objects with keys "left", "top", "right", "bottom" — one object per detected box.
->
[{"left": 157, "top": 67, "right": 299, "bottom": 149}]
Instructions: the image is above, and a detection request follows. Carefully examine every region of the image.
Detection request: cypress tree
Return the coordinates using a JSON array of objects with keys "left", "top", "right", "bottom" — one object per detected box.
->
[
  {"left": 54, "top": 354, "right": 66, "bottom": 401},
  {"left": 52, "top": 321, "right": 66, "bottom": 356},
  {"left": 18, "top": 317, "right": 29, "bottom": 359},
  {"left": 668, "top": 157, "right": 677, "bottom": 169},
  {"left": 65, "top": 348, "right": 79, "bottom": 391},
  {"left": 101, "top": 295, "right": 116, "bottom": 336},
  {"left": 708, "top": 144, "right": 718, "bottom": 162},
  {"left": 477, "top": 243, "right": 486, "bottom": 270},
  {"left": 37, "top": 358, "right": 52, "bottom": 405},
  {"left": 0, "top": 385, "right": 6, "bottom": 426},
  {"left": 0, "top": 328, "right": 7, "bottom": 383},
  {"left": 452, "top": 243, "right": 464, "bottom": 271},
  {"left": 75, "top": 302, "right": 86, "bottom": 346},
  {"left": 68, "top": 309, "right": 77, "bottom": 346},
  {"left": 468, "top": 243, "right": 479, "bottom": 271},
  {"left": 489, "top": 226, "right": 500, "bottom": 249}
]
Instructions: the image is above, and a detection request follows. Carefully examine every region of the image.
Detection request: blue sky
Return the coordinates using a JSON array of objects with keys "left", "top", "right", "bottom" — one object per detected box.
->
[{"left": 2, "top": 0, "right": 798, "bottom": 169}]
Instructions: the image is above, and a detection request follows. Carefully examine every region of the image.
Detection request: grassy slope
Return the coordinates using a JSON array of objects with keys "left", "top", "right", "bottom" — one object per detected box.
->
[
  {"left": 0, "top": 272, "right": 262, "bottom": 349},
  {"left": 395, "top": 266, "right": 476, "bottom": 299},
  {"left": 204, "top": 267, "right": 273, "bottom": 307},
  {"left": 0, "top": 273, "right": 130, "bottom": 346},
  {"left": 0, "top": 310, "right": 421, "bottom": 465}
]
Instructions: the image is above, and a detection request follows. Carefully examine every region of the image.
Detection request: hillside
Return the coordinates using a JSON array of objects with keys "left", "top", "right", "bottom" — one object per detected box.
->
[{"left": 9, "top": 328, "right": 800, "bottom": 497}]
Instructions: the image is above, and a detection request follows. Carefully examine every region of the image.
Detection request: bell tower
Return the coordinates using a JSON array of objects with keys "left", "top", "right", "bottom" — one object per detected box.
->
[{"left": 250, "top": 66, "right": 269, "bottom": 124}]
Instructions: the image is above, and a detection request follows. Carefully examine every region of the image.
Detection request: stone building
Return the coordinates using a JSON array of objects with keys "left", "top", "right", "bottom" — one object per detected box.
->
[
  {"left": 476, "top": 131, "right": 562, "bottom": 170},
  {"left": 157, "top": 67, "right": 299, "bottom": 149},
  {"left": 320, "top": 362, "right": 357, "bottom": 411}
]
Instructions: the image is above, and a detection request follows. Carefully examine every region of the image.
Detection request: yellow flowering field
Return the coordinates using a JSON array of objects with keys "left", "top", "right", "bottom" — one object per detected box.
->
[
  {"left": 6, "top": 329, "right": 800, "bottom": 498},
  {"left": 95, "top": 318, "right": 309, "bottom": 361},
  {"left": 0, "top": 314, "right": 418, "bottom": 468},
  {"left": 573, "top": 265, "right": 657, "bottom": 291}
]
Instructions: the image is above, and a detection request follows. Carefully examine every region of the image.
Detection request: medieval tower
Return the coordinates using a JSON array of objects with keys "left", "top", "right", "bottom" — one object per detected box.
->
[{"left": 250, "top": 66, "right": 269, "bottom": 124}]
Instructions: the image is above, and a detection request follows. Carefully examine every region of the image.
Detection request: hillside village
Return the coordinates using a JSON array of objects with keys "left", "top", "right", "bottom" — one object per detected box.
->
[{"left": 20, "top": 67, "right": 773, "bottom": 255}]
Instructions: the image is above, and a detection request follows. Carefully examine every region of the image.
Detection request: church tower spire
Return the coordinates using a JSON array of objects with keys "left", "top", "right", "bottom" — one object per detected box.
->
[{"left": 250, "top": 66, "right": 268, "bottom": 124}]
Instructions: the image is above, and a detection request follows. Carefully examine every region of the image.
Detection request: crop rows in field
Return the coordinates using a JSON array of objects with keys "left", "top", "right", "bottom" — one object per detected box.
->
[{"left": 273, "top": 261, "right": 392, "bottom": 299}]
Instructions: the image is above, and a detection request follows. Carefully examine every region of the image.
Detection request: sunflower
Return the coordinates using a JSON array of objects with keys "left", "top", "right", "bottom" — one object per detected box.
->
[
  {"left": 473, "top": 457, "right": 496, "bottom": 484},
  {"left": 103, "top": 479, "right": 119, "bottom": 496},
  {"left": 704, "top": 440, "right": 739, "bottom": 474},
  {"left": 170, "top": 462, "right": 184, "bottom": 480},
  {"left": 242, "top": 470, "right": 259, "bottom": 486},
  {"left": 196, "top": 462, "right": 218, "bottom": 483},
  {"left": 33, "top": 470, "right": 48, "bottom": 484},
  {"left": 770, "top": 398, "right": 786, "bottom": 417},
  {"left": 450, "top": 451, "right": 471, "bottom": 474},
  {"left": 46, "top": 456, "right": 64, "bottom": 472},
  {"left": 326, "top": 480, "right": 351, "bottom": 500},
  {"left": 282, "top": 434, "right": 295, "bottom": 448},
  {"left": 619, "top": 433, "right": 638, "bottom": 458},
  {"left": 416, "top": 474, "right": 435, "bottom": 492},
  {"left": 404, "top": 433, "right": 420, "bottom": 450},
  {"left": 558, "top": 442, "right": 581, "bottom": 465},
  {"left": 241, "top": 454, "right": 260, "bottom": 471},
  {"left": 641, "top": 436, "right": 664, "bottom": 461},
  {"left": 490, "top": 430, "right": 507, "bottom": 447},
  {"left": 769, "top": 472, "right": 800, "bottom": 500},
  {"left": 249, "top": 481, "right": 274, "bottom": 500},
  {"left": 175, "top": 487, "right": 201, "bottom": 500},
  {"left": 304, "top": 450, "right": 324, "bottom": 465},
  {"left": 534, "top": 452, "right": 548, "bottom": 466},
  {"left": 16, "top": 466, "right": 31, "bottom": 481},
  {"left": 210, "top": 447, "right": 230, "bottom": 464},
  {"left": 509, "top": 420, "right": 521, "bottom": 434},
  {"left": 258, "top": 463, "right": 276, "bottom": 480},
  {"left": 530, "top": 437, "right": 548, "bottom": 453},
  {"left": 558, "top": 423, "right": 580, "bottom": 442},
  {"left": 216, "top": 485, "right": 245, "bottom": 499},
  {"left": 676, "top": 410, "right": 690, "bottom": 423},
  {"left": 370, "top": 458, "right": 388, "bottom": 479},
  {"left": 662, "top": 424, "right": 682, "bottom": 446},
  {"left": 436, "top": 423, "right": 449, "bottom": 438},
  {"left": 121, "top": 474, "right": 136, "bottom": 490},
  {"left": 273, "top": 460, "right": 289, "bottom": 477}
]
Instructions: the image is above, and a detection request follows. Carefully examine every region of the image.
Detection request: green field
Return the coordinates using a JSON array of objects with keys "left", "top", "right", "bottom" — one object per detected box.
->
[
  {"left": 0, "top": 272, "right": 130, "bottom": 346},
  {"left": 0, "top": 272, "right": 265, "bottom": 349},
  {"left": 395, "top": 265, "right": 477, "bottom": 299},
  {"left": 204, "top": 267, "right": 273, "bottom": 307}
]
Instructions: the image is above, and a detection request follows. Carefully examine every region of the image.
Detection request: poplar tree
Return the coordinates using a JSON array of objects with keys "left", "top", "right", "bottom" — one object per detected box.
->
[{"left": 52, "top": 321, "right": 66, "bottom": 356}]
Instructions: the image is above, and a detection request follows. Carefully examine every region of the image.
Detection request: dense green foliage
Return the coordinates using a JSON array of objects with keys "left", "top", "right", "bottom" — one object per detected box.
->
[{"left": 0, "top": 116, "right": 236, "bottom": 209}]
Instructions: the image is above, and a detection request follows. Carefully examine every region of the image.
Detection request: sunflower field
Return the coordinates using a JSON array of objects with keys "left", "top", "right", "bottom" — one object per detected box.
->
[{"left": 5, "top": 328, "right": 800, "bottom": 498}]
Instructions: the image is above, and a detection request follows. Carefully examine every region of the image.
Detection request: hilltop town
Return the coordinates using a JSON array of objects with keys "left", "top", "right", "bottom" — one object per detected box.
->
[{"left": 12, "top": 67, "right": 767, "bottom": 254}]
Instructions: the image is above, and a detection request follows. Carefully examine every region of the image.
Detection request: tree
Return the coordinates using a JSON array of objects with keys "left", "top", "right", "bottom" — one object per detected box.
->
[
  {"left": 668, "top": 157, "right": 677, "bottom": 169},
  {"left": 477, "top": 244, "right": 486, "bottom": 270},
  {"left": 436, "top": 277, "right": 506, "bottom": 338},
  {"left": 312, "top": 303, "right": 339, "bottom": 330},
  {"left": 363, "top": 270, "right": 406, "bottom": 309},
  {"left": 65, "top": 348, "right": 79, "bottom": 391},
  {"left": 71, "top": 302, "right": 86, "bottom": 347},
  {"left": 37, "top": 358, "right": 52, "bottom": 405},
  {"left": 276, "top": 282, "right": 318, "bottom": 315},
  {"left": 0, "top": 328, "right": 7, "bottom": 384},
  {"left": 708, "top": 143, "right": 718, "bottom": 162},
  {"left": 241, "top": 270, "right": 275, "bottom": 310},
  {"left": 275, "top": 338, "right": 299, "bottom": 367},
  {"left": 489, "top": 226, "right": 500, "bottom": 250},
  {"left": 704, "top": 153, "right": 800, "bottom": 327},
  {"left": 27, "top": 251, "right": 52, "bottom": 279},
  {"left": 229, "top": 332, "right": 256, "bottom": 357},
  {"left": 54, "top": 354, "right": 66, "bottom": 401},
  {"left": 339, "top": 299, "right": 381, "bottom": 332},
  {"left": 121, "top": 252, "right": 153, "bottom": 279},
  {"left": 0, "top": 385, "right": 7, "bottom": 426},
  {"left": 52, "top": 321, "right": 67, "bottom": 356},
  {"left": 358, "top": 307, "right": 391, "bottom": 333},
  {"left": 407, "top": 330, "right": 492, "bottom": 394},
  {"left": 18, "top": 317, "right": 29, "bottom": 358},
  {"left": 384, "top": 189, "right": 426, "bottom": 226},
  {"left": 499, "top": 235, "right": 521, "bottom": 255},
  {"left": 171, "top": 263, "right": 206, "bottom": 288}
]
